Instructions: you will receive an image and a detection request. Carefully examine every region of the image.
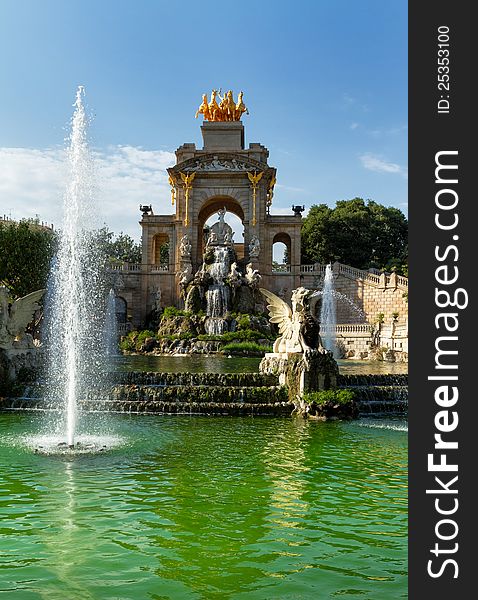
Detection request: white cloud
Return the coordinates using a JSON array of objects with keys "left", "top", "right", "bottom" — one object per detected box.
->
[
  {"left": 275, "top": 183, "right": 306, "bottom": 194},
  {"left": 360, "top": 153, "right": 408, "bottom": 178},
  {"left": 0, "top": 145, "right": 176, "bottom": 240}
]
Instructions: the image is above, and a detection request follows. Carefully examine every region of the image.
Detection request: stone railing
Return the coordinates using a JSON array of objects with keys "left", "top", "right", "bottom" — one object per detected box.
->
[
  {"left": 271, "top": 264, "right": 291, "bottom": 273},
  {"left": 298, "top": 262, "right": 408, "bottom": 290},
  {"left": 394, "top": 274, "right": 408, "bottom": 288},
  {"left": 300, "top": 264, "right": 326, "bottom": 275},
  {"left": 107, "top": 262, "right": 142, "bottom": 272},
  {"left": 335, "top": 324, "right": 372, "bottom": 334},
  {"left": 106, "top": 263, "right": 170, "bottom": 273},
  {"left": 150, "top": 264, "right": 169, "bottom": 273}
]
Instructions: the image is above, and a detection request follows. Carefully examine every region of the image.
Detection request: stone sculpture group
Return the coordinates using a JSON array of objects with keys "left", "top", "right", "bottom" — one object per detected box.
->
[{"left": 0, "top": 286, "right": 45, "bottom": 381}]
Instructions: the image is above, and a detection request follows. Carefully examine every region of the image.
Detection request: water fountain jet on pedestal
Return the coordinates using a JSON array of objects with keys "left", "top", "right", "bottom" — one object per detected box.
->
[{"left": 43, "top": 86, "right": 111, "bottom": 451}]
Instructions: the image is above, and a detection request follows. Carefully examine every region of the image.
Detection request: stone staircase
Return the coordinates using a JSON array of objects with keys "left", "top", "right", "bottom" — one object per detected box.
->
[
  {"left": 1, "top": 372, "right": 408, "bottom": 417},
  {"left": 1, "top": 372, "right": 291, "bottom": 416}
]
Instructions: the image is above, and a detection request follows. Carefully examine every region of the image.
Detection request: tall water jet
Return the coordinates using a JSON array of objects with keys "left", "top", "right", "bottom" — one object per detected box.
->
[
  {"left": 44, "top": 86, "right": 106, "bottom": 448},
  {"left": 320, "top": 264, "right": 337, "bottom": 357}
]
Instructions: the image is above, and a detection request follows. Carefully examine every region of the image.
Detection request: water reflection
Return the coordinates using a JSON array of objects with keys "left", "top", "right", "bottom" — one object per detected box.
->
[
  {"left": 115, "top": 354, "right": 408, "bottom": 376},
  {"left": 0, "top": 414, "right": 407, "bottom": 598}
]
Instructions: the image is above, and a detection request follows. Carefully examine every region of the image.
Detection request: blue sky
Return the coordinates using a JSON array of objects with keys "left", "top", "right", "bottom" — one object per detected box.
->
[{"left": 0, "top": 0, "right": 407, "bottom": 241}]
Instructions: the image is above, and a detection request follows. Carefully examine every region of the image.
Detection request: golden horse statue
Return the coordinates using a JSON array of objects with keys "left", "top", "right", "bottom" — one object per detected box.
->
[
  {"left": 196, "top": 90, "right": 248, "bottom": 121},
  {"left": 234, "top": 91, "right": 248, "bottom": 120},
  {"left": 225, "top": 90, "right": 236, "bottom": 121},
  {"left": 195, "top": 94, "right": 211, "bottom": 120},
  {"left": 208, "top": 89, "right": 221, "bottom": 121}
]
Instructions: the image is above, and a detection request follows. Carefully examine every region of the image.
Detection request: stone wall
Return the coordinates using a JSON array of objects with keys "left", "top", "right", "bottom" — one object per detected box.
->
[
  {"left": 108, "top": 261, "right": 409, "bottom": 353},
  {"left": 335, "top": 323, "right": 408, "bottom": 360},
  {"left": 303, "top": 263, "right": 408, "bottom": 327}
]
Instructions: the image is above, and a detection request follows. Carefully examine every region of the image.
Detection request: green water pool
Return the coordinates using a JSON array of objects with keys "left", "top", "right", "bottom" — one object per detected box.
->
[
  {"left": 0, "top": 413, "right": 407, "bottom": 599},
  {"left": 114, "top": 354, "right": 408, "bottom": 376}
]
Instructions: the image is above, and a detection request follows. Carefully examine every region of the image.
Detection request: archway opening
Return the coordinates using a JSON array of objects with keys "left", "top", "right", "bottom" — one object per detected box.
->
[
  {"left": 115, "top": 296, "right": 127, "bottom": 324},
  {"left": 272, "top": 233, "right": 291, "bottom": 272},
  {"left": 197, "top": 196, "right": 245, "bottom": 261},
  {"left": 152, "top": 233, "right": 170, "bottom": 265}
]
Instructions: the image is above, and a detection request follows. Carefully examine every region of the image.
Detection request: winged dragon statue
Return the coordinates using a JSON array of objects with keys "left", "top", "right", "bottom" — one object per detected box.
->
[
  {"left": 0, "top": 286, "right": 45, "bottom": 349},
  {"left": 260, "top": 287, "right": 325, "bottom": 355}
]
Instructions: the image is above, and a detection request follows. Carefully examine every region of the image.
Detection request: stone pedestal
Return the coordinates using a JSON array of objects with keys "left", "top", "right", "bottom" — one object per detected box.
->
[
  {"left": 0, "top": 346, "right": 43, "bottom": 382},
  {"left": 201, "top": 121, "right": 245, "bottom": 151},
  {"left": 259, "top": 350, "right": 339, "bottom": 402}
]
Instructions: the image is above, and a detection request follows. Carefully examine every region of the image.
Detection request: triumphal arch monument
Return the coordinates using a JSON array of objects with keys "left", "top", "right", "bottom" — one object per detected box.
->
[
  {"left": 136, "top": 90, "right": 302, "bottom": 318},
  {"left": 111, "top": 90, "right": 408, "bottom": 359}
]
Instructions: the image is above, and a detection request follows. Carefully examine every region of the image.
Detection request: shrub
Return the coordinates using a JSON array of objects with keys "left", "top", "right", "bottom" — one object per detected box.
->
[
  {"left": 197, "top": 329, "right": 274, "bottom": 343},
  {"left": 119, "top": 330, "right": 157, "bottom": 352},
  {"left": 302, "top": 389, "right": 355, "bottom": 406},
  {"left": 135, "top": 330, "right": 156, "bottom": 344},
  {"left": 119, "top": 332, "right": 137, "bottom": 352},
  {"left": 161, "top": 306, "right": 191, "bottom": 320},
  {"left": 177, "top": 332, "right": 193, "bottom": 340},
  {"left": 236, "top": 314, "right": 251, "bottom": 329},
  {"left": 221, "top": 342, "right": 272, "bottom": 355}
]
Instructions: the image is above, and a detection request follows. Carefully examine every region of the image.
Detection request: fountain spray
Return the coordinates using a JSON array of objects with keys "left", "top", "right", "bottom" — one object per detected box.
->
[
  {"left": 320, "top": 264, "right": 338, "bottom": 357},
  {"left": 45, "top": 86, "right": 105, "bottom": 448}
]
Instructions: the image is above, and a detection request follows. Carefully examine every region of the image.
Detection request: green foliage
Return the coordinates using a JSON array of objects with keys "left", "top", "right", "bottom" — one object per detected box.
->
[
  {"left": 159, "top": 241, "right": 169, "bottom": 265},
  {"left": 196, "top": 329, "right": 274, "bottom": 343},
  {"left": 303, "top": 389, "right": 355, "bottom": 406},
  {"left": 221, "top": 342, "right": 272, "bottom": 355},
  {"left": 98, "top": 226, "right": 142, "bottom": 264},
  {"left": 119, "top": 330, "right": 157, "bottom": 352},
  {"left": 376, "top": 312, "right": 385, "bottom": 324},
  {"left": 161, "top": 306, "right": 191, "bottom": 320},
  {"left": 172, "top": 332, "right": 194, "bottom": 341},
  {"left": 0, "top": 221, "right": 57, "bottom": 298},
  {"left": 236, "top": 314, "right": 251, "bottom": 329},
  {"left": 0, "top": 220, "right": 57, "bottom": 298},
  {"left": 301, "top": 198, "right": 408, "bottom": 274},
  {"left": 136, "top": 330, "right": 156, "bottom": 343}
]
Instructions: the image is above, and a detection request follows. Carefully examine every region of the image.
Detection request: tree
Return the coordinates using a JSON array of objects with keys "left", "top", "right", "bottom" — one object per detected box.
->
[
  {"left": 0, "top": 220, "right": 57, "bottom": 298},
  {"left": 159, "top": 241, "right": 169, "bottom": 265},
  {"left": 301, "top": 198, "right": 408, "bottom": 274},
  {"left": 97, "top": 227, "right": 142, "bottom": 264}
]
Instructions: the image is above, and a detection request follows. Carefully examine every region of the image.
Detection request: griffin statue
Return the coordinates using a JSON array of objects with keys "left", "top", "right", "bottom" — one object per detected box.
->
[
  {"left": 260, "top": 287, "right": 325, "bottom": 355},
  {"left": 0, "top": 286, "right": 45, "bottom": 349}
]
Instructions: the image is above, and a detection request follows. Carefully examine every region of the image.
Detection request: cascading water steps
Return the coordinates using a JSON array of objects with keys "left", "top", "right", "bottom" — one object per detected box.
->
[{"left": 2, "top": 371, "right": 408, "bottom": 416}]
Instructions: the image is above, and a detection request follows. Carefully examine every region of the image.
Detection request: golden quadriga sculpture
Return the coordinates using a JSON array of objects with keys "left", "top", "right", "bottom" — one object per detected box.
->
[{"left": 195, "top": 90, "right": 249, "bottom": 122}]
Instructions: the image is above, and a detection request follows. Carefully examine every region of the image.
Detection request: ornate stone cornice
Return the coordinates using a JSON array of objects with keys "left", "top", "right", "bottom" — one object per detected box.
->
[{"left": 169, "top": 153, "right": 271, "bottom": 175}]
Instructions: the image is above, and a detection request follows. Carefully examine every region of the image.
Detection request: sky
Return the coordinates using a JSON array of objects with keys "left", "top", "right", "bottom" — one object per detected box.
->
[{"left": 0, "top": 0, "right": 407, "bottom": 243}]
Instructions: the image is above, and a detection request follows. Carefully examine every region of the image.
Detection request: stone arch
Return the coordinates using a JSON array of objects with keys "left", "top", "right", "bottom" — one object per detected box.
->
[
  {"left": 195, "top": 186, "right": 248, "bottom": 209},
  {"left": 115, "top": 296, "right": 127, "bottom": 323},
  {"left": 197, "top": 196, "right": 246, "bottom": 259},
  {"left": 309, "top": 295, "right": 322, "bottom": 319},
  {"left": 152, "top": 233, "right": 170, "bottom": 265},
  {"left": 272, "top": 232, "right": 292, "bottom": 269}
]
